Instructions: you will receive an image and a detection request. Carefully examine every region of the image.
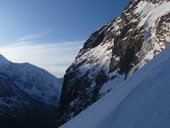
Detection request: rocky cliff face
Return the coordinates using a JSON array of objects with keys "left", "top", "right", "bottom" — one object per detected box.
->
[{"left": 58, "top": 0, "right": 170, "bottom": 126}]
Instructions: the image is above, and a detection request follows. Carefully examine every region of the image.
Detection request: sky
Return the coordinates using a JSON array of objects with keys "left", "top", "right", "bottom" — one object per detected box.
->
[{"left": 0, "top": 0, "right": 130, "bottom": 77}]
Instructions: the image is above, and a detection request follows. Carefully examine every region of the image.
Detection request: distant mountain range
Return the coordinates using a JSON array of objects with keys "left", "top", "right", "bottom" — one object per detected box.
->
[{"left": 0, "top": 54, "right": 63, "bottom": 128}]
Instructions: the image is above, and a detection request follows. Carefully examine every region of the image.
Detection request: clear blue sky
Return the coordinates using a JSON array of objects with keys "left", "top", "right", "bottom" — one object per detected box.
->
[{"left": 0, "top": 0, "right": 130, "bottom": 77}]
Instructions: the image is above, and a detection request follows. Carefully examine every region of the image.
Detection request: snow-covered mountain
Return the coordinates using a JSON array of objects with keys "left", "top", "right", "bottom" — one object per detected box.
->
[
  {"left": 0, "top": 54, "right": 62, "bottom": 107},
  {"left": 58, "top": 0, "right": 170, "bottom": 126},
  {"left": 0, "top": 54, "right": 63, "bottom": 127},
  {"left": 0, "top": 73, "right": 58, "bottom": 128},
  {"left": 60, "top": 45, "right": 170, "bottom": 128}
]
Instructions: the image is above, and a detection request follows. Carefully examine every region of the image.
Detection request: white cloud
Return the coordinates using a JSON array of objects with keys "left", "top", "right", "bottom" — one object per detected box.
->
[
  {"left": 0, "top": 41, "right": 84, "bottom": 77},
  {"left": 16, "top": 30, "right": 50, "bottom": 41}
]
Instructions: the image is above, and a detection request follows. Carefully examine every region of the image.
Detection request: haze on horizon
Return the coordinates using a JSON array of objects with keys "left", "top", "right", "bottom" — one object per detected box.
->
[{"left": 0, "top": 0, "right": 130, "bottom": 77}]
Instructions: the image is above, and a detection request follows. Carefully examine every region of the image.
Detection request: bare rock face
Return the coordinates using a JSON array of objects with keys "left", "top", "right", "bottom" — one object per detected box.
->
[{"left": 58, "top": 0, "right": 170, "bottom": 126}]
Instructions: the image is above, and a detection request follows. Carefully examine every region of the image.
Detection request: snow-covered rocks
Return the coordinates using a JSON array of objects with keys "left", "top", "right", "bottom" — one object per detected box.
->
[
  {"left": 60, "top": 45, "right": 170, "bottom": 128},
  {"left": 58, "top": 0, "right": 170, "bottom": 126}
]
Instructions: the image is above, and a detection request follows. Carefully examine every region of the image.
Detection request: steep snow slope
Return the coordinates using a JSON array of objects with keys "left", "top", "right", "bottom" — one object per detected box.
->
[
  {"left": 58, "top": 0, "right": 170, "bottom": 125},
  {"left": 60, "top": 46, "right": 170, "bottom": 128},
  {"left": 0, "top": 54, "right": 62, "bottom": 107}
]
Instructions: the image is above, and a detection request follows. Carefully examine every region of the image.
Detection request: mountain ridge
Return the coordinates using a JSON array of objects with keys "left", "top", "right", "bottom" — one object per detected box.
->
[
  {"left": 58, "top": 0, "right": 170, "bottom": 126},
  {"left": 60, "top": 44, "right": 170, "bottom": 128},
  {"left": 0, "top": 54, "right": 63, "bottom": 128},
  {"left": 0, "top": 54, "right": 10, "bottom": 64},
  {"left": 0, "top": 54, "right": 62, "bottom": 106}
]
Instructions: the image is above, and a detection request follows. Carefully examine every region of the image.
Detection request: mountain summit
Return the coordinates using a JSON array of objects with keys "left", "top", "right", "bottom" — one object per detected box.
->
[{"left": 58, "top": 0, "right": 170, "bottom": 126}]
